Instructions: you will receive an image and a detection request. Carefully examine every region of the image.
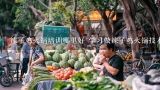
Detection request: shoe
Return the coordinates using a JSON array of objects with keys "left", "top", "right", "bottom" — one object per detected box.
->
[{"left": 20, "top": 78, "right": 23, "bottom": 82}]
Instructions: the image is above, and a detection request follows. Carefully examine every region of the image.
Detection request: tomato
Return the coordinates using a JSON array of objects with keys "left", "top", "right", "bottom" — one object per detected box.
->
[
  {"left": 66, "top": 75, "right": 70, "bottom": 79},
  {"left": 59, "top": 71, "right": 63, "bottom": 75},
  {"left": 68, "top": 70, "right": 73, "bottom": 75},
  {"left": 62, "top": 78, "right": 66, "bottom": 80}
]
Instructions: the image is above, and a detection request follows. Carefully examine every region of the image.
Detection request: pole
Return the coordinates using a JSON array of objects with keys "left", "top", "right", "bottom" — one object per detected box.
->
[{"left": 49, "top": 0, "right": 52, "bottom": 21}]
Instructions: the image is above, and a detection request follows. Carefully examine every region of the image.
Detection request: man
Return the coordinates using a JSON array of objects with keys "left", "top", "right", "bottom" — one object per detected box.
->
[
  {"left": 28, "top": 36, "right": 45, "bottom": 67},
  {"left": 10, "top": 37, "right": 22, "bottom": 60},
  {"left": 20, "top": 37, "right": 30, "bottom": 81},
  {"left": 98, "top": 42, "right": 124, "bottom": 81}
]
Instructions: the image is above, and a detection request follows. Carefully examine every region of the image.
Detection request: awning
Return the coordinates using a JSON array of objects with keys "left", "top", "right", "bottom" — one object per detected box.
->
[{"left": 77, "top": 10, "right": 117, "bottom": 21}]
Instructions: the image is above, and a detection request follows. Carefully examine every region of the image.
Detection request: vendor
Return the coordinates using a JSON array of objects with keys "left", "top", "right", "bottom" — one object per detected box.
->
[
  {"left": 28, "top": 36, "right": 45, "bottom": 67},
  {"left": 98, "top": 42, "right": 124, "bottom": 81}
]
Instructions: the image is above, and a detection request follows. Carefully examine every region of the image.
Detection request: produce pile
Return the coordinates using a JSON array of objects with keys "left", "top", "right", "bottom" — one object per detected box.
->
[
  {"left": 32, "top": 66, "right": 50, "bottom": 77},
  {"left": 45, "top": 44, "right": 94, "bottom": 70},
  {"left": 28, "top": 66, "right": 55, "bottom": 90},
  {"left": 28, "top": 67, "right": 123, "bottom": 90},
  {"left": 51, "top": 67, "right": 76, "bottom": 80},
  {"left": 70, "top": 70, "right": 123, "bottom": 90},
  {"left": 52, "top": 69, "right": 123, "bottom": 90}
]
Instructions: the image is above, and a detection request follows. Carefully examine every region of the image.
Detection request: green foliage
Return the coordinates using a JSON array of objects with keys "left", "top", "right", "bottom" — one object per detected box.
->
[
  {"left": 0, "top": 0, "right": 16, "bottom": 31},
  {"left": 53, "top": 80, "right": 72, "bottom": 90},
  {"left": 14, "top": 0, "right": 48, "bottom": 30},
  {"left": 71, "top": 71, "right": 123, "bottom": 90},
  {"left": 51, "top": 1, "right": 73, "bottom": 26},
  {"left": 79, "top": 0, "right": 94, "bottom": 14},
  {"left": 14, "top": 5, "right": 36, "bottom": 30},
  {"left": 90, "top": 0, "right": 118, "bottom": 11}
]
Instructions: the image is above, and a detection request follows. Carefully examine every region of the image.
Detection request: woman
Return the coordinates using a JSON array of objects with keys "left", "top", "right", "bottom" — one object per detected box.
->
[{"left": 28, "top": 36, "right": 45, "bottom": 67}]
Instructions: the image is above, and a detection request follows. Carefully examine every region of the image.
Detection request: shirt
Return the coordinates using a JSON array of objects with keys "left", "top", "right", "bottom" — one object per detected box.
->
[
  {"left": 93, "top": 54, "right": 102, "bottom": 65},
  {"left": 31, "top": 44, "right": 45, "bottom": 66},
  {"left": 103, "top": 55, "right": 124, "bottom": 81},
  {"left": 93, "top": 54, "right": 104, "bottom": 71},
  {"left": 21, "top": 42, "right": 30, "bottom": 59}
]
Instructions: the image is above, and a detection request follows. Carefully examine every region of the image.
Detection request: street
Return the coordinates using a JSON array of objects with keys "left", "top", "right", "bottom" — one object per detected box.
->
[{"left": 0, "top": 81, "right": 22, "bottom": 90}]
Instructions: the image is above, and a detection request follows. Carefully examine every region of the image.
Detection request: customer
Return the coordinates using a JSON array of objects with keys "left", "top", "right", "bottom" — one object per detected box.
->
[
  {"left": 90, "top": 34, "right": 98, "bottom": 47},
  {"left": 28, "top": 36, "right": 45, "bottom": 67},
  {"left": 20, "top": 37, "right": 30, "bottom": 81},
  {"left": 10, "top": 37, "right": 23, "bottom": 59},
  {"left": 98, "top": 42, "right": 124, "bottom": 81},
  {"left": 0, "top": 35, "right": 4, "bottom": 53}
]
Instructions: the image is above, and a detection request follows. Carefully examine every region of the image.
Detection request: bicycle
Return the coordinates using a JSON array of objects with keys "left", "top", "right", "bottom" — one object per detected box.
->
[
  {"left": 123, "top": 52, "right": 146, "bottom": 78},
  {"left": 0, "top": 56, "right": 13, "bottom": 87},
  {"left": 147, "top": 54, "right": 160, "bottom": 71},
  {"left": 124, "top": 53, "right": 160, "bottom": 78},
  {"left": 116, "top": 50, "right": 128, "bottom": 60},
  {"left": 123, "top": 60, "right": 145, "bottom": 78}
]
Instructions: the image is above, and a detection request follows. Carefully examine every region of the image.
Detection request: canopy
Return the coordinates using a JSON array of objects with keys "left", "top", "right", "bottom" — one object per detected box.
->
[{"left": 77, "top": 10, "right": 117, "bottom": 21}]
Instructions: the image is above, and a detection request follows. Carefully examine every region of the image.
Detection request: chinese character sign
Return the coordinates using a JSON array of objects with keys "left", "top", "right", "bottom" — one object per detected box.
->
[{"left": 43, "top": 25, "right": 70, "bottom": 44}]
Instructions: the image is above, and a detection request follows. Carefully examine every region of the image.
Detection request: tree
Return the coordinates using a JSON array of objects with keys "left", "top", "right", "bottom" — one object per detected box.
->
[
  {"left": 0, "top": 0, "right": 16, "bottom": 35},
  {"left": 14, "top": 0, "right": 48, "bottom": 34},
  {"left": 90, "top": 0, "right": 118, "bottom": 38},
  {"left": 119, "top": 0, "right": 138, "bottom": 59},
  {"left": 51, "top": 0, "right": 94, "bottom": 37},
  {"left": 138, "top": 0, "right": 160, "bottom": 36}
]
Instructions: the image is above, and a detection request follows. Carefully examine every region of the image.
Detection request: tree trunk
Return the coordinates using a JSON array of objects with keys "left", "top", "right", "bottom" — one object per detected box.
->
[
  {"left": 73, "top": 0, "right": 82, "bottom": 38},
  {"left": 100, "top": 11, "right": 112, "bottom": 38},
  {"left": 139, "top": 0, "right": 160, "bottom": 36},
  {"left": 120, "top": 0, "right": 139, "bottom": 59}
]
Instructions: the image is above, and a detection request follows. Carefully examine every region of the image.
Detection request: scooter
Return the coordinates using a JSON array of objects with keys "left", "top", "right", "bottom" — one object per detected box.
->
[{"left": 0, "top": 56, "right": 13, "bottom": 87}]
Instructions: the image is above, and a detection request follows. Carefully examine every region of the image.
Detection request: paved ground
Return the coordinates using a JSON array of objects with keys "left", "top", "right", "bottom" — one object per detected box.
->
[{"left": 0, "top": 81, "right": 22, "bottom": 90}]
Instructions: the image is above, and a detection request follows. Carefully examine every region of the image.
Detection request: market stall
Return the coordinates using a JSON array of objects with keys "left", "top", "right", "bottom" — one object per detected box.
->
[{"left": 21, "top": 44, "right": 125, "bottom": 90}]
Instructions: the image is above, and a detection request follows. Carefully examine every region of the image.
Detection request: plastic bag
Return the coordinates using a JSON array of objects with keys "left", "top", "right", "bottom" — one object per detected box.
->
[
  {"left": 132, "top": 76, "right": 160, "bottom": 90},
  {"left": 22, "top": 65, "right": 32, "bottom": 85},
  {"left": 37, "top": 80, "right": 54, "bottom": 90}
]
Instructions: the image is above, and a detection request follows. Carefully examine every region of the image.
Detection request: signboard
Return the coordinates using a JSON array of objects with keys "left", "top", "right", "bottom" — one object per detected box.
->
[{"left": 43, "top": 25, "right": 70, "bottom": 44}]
